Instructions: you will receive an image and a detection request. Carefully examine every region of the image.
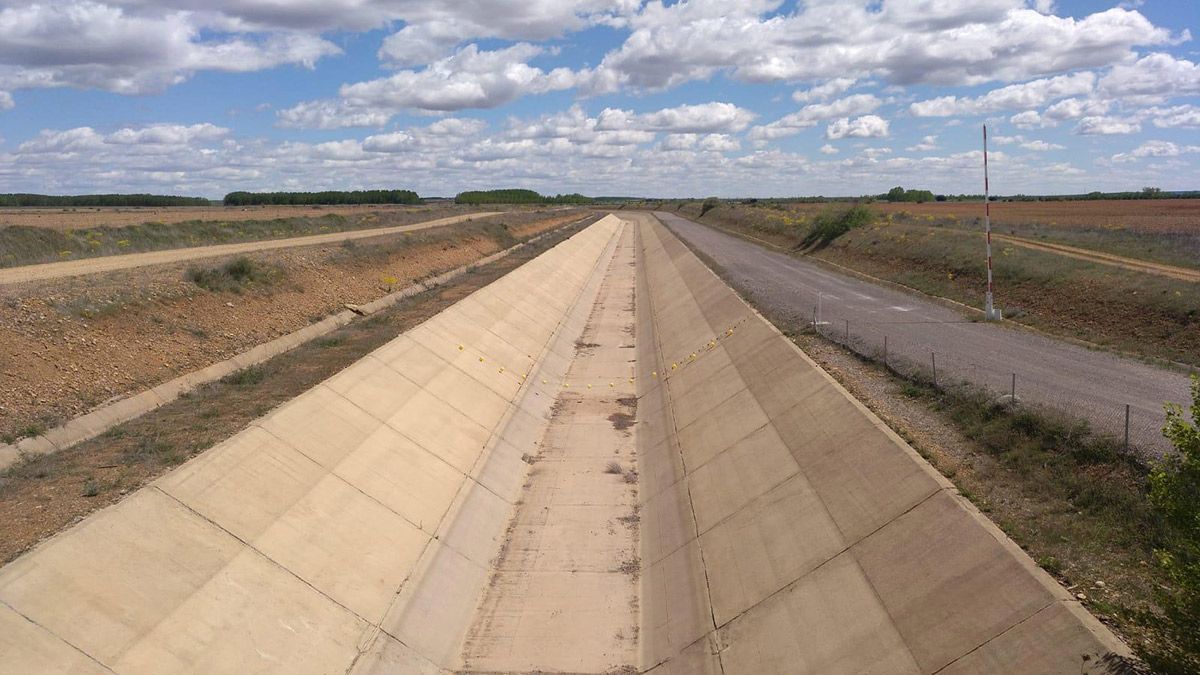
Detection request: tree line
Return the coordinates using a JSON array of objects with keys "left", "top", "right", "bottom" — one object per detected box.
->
[
  {"left": 223, "top": 190, "right": 421, "bottom": 206},
  {"left": 0, "top": 193, "right": 211, "bottom": 207},
  {"left": 454, "top": 189, "right": 594, "bottom": 205}
]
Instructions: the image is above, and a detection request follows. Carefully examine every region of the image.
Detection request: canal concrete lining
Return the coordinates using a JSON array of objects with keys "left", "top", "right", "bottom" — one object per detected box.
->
[
  {"left": 630, "top": 211, "right": 1129, "bottom": 674},
  {"left": 0, "top": 212, "right": 1131, "bottom": 674},
  {"left": 0, "top": 215, "right": 624, "bottom": 674}
]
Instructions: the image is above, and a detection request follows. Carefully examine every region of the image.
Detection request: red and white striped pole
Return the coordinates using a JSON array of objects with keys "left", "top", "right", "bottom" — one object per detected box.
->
[{"left": 983, "top": 124, "right": 1001, "bottom": 321}]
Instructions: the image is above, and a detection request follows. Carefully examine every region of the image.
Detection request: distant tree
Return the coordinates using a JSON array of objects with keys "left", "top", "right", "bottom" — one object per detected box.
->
[
  {"left": 0, "top": 193, "right": 210, "bottom": 207},
  {"left": 700, "top": 197, "right": 721, "bottom": 216},
  {"left": 1143, "top": 186, "right": 1164, "bottom": 199},
  {"left": 223, "top": 190, "right": 419, "bottom": 206},
  {"left": 885, "top": 186, "right": 907, "bottom": 202}
]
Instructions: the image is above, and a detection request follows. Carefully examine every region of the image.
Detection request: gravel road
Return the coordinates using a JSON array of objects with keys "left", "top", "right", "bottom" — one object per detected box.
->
[
  {"left": 655, "top": 211, "right": 1193, "bottom": 457},
  {"left": 0, "top": 212, "right": 499, "bottom": 285}
]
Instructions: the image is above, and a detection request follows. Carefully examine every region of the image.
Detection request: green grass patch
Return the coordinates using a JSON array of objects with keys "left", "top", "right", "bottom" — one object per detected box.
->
[
  {"left": 220, "top": 364, "right": 270, "bottom": 386},
  {"left": 801, "top": 204, "right": 874, "bottom": 249}
]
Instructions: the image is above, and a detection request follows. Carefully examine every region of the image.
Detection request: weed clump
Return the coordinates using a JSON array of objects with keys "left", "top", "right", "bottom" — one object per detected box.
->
[
  {"left": 801, "top": 204, "right": 874, "bottom": 249},
  {"left": 186, "top": 256, "right": 282, "bottom": 293},
  {"left": 221, "top": 364, "right": 270, "bottom": 387}
]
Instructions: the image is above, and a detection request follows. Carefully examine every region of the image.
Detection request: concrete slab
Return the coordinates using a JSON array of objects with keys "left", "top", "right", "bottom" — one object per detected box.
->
[
  {"left": 699, "top": 473, "right": 845, "bottom": 626},
  {"left": 718, "top": 554, "right": 921, "bottom": 674},
  {"left": 111, "top": 548, "right": 367, "bottom": 674},
  {"left": 157, "top": 426, "right": 325, "bottom": 542},
  {"left": 331, "top": 424, "right": 463, "bottom": 533},
  {"left": 251, "top": 473, "right": 429, "bottom": 623},
  {"left": 852, "top": 490, "right": 1059, "bottom": 672},
  {"left": 0, "top": 489, "right": 242, "bottom": 665},
  {"left": 0, "top": 597, "right": 117, "bottom": 674}
]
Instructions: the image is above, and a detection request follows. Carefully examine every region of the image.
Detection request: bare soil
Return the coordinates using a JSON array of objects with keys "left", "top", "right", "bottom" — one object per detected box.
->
[
  {"left": 0, "top": 204, "right": 475, "bottom": 231},
  {"left": 0, "top": 212, "right": 581, "bottom": 442},
  {"left": 0, "top": 218, "right": 592, "bottom": 565}
]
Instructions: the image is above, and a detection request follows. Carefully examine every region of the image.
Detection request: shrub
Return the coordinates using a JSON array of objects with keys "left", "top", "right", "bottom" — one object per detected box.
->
[
  {"left": 700, "top": 197, "right": 721, "bottom": 216},
  {"left": 186, "top": 256, "right": 280, "bottom": 293},
  {"left": 801, "top": 204, "right": 874, "bottom": 248},
  {"left": 1145, "top": 374, "right": 1200, "bottom": 672}
]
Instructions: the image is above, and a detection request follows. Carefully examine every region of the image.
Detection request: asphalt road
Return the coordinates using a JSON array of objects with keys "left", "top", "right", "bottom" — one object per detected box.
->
[
  {"left": 655, "top": 211, "right": 1192, "bottom": 457},
  {"left": 0, "top": 212, "right": 499, "bottom": 285}
]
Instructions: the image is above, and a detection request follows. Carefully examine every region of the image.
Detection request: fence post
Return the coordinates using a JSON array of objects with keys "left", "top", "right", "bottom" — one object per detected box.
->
[
  {"left": 1011, "top": 373, "right": 1016, "bottom": 400},
  {"left": 1124, "top": 404, "right": 1130, "bottom": 451},
  {"left": 812, "top": 306, "right": 817, "bottom": 331},
  {"left": 845, "top": 319, "right": 850, "bottom": 341},
  {"left": 931, "top": 352, "right": 937, "bottom": 387},
  {"left": 883, "top": 335, "right": 888, "bottom": 368}
]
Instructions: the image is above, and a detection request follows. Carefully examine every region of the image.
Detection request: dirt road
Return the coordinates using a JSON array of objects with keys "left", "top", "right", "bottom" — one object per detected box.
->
[
  {"left": 0, "top": 212, "right": 499, "bottom": 285},
  {"left": 655, "top": 211, "right": 1193, "bottom": 457},
  {"left": 993, "top": 233, "right": 1200, "bottom": 282}
]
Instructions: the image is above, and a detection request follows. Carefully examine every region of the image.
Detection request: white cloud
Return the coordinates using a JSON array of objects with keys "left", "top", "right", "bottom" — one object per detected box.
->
[
  {"left": 597, "top": 102, "right": 757, "bottom": 134},
  {"left": 749, "top": 94, "right": 882, "bottom": 140},
  {"left": 586, "top": 4, "right": 1177, "bottom": 94},
  {"left": 1074, "top": 115, "right": 1141, "bottom": 135},
  {"left": 279, "top": 43, "right": 579, "bottom": 127},
  {"left": 0, "top": 90, "right": 12, "bottom": 110},
  {"left": 819, "top": 144, "right": 839, "bottom": 155},
  {"left": 276, "top": 100, "right": 391, "bottom": 130},
  {"left": 660, "top": 133, "right": 741, "bottom": 152},
  {"left": 1019, "top": 139, "right": 1064, "bottom": 151},
  {"left": 1099, "top": 52, "right": 1200, "bottom": 104},
  {"left": 0, "top": 1, "right": 340, "bottom": 95},
  {"left": 826, "top": 115, "right": 890, "bottom": 140},
  {"left": 792, "top": 78, "right": 857, "bottom": 103},
  {"left": 992, "top": 134, "right": 1064, "bottom": 151},
  {"left": 1042, "top": 97, "right": 1110, "bottom": 121},
  {"left": 105, "top": 123, "right": 229, "bottom": 146},
  {"left": 1010, "top": 110, "right": 1048, "bottom": 129},
  {"left": 910, "top": 72, "right": 1095, "bottom": 116},
  {"left": 1146, "top": 105, "right": 1200, "bottom": 129},
  {"left": 1110, "top": 139, "right": 1200, "bottom": 162},
  {"left": 907, "top": 135, "right": 939, "bottom": 151}
]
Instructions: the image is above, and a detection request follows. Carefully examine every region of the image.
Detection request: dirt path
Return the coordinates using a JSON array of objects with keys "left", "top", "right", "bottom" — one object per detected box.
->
[
  {"left": 0, "top": 212, "right": 499, "bottom": 285},
  {"left": 460, "top": 221, "right": 639, "bottom": 673},
  {"left": 992, "top": 233, "right": 1200, "bottom": 282}
]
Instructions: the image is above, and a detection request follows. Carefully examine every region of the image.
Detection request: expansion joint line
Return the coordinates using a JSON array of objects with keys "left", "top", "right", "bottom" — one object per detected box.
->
[{"left": 638, "top": 217, "right": 727, "bottom": 675}]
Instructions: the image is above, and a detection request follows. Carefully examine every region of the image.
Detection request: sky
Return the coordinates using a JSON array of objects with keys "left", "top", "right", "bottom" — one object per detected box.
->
[{"left": 0, "top": 0, "right": 1196, "bottom": 199}]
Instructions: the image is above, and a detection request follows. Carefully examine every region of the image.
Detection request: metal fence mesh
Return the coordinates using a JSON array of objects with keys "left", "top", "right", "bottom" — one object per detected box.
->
[{"left": 768, "top": 291, "right": 1174, "bottom": 459}]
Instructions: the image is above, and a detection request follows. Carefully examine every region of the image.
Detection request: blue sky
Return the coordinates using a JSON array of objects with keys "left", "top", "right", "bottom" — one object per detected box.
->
[{"left": 0, "top": 0, "right": 1196, "bottom": 198}]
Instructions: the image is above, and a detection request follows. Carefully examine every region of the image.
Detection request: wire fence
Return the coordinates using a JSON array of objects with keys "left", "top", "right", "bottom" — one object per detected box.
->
[{"left": 770, "top": 295, "right": 1175, "bottom": 460}]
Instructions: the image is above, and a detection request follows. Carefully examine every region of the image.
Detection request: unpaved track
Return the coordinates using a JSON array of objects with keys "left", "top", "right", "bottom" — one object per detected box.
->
[
  {"left": 0, "top": 212, "right": 499, "bottom": 285},
  {"left": 993, "top": 232, "right": 1200, "bottom": 282},
  {"left": 655, "top": 211, "right": 1192, "bottom": 457}
]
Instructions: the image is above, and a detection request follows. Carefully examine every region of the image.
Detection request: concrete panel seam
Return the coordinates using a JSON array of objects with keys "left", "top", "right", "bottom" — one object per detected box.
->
[
  {"left": 928, "top": 598, "right": 1058, "bottom": 675},
  {"left": 636, "top": 219, "right": 727, "bottom": 675},
  {"left": 0, "top": 597, "right": 118, "bottom": 674}
]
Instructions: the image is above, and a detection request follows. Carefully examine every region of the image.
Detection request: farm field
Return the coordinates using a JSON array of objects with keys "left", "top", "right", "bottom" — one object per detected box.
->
[
  {"left": 0, "top": 203, "right": 462, "bottom": 230},
  {"left": 673, "top": 200, "right": 1200, "bottom": 367}
]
